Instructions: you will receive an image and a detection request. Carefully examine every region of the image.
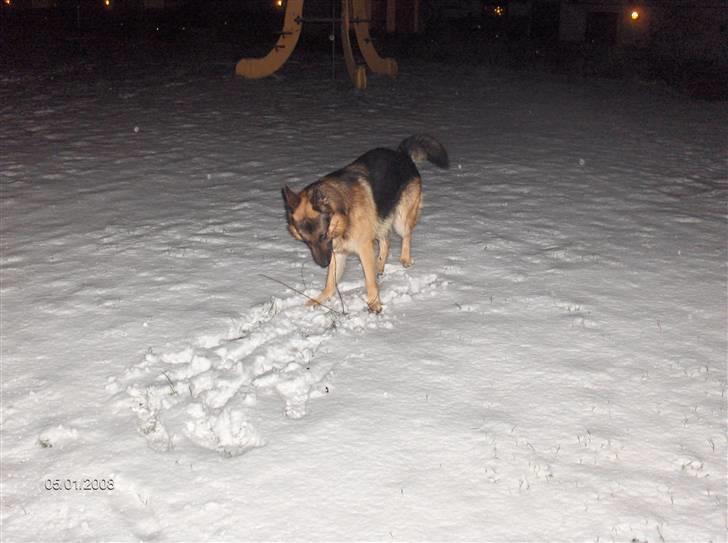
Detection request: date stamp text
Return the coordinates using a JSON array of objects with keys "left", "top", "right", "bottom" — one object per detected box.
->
[{"left": 43, "top": 478, "right": 115, "bottom": 492}]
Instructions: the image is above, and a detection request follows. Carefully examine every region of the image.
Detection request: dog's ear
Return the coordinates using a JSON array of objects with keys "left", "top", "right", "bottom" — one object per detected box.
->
[
  {"left": 311, "top": 184, "right": 346, "bottom": 216},
  {"left": 327, "top": 213, "right": 348, "bottom": 240},
  {"left": 282, "top": 185, "right": 301, "bottom": 214},
  {"left": 309, "top": 185, "right": 330, "bottom": 214}
]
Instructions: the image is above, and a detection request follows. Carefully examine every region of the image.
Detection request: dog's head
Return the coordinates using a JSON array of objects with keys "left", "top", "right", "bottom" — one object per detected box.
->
[{"left": 282, "top": 182, "right": 347, "bottom": 268}]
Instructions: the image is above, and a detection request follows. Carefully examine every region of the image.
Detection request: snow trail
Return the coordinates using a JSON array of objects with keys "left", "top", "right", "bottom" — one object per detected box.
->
[{"left": 115, "top": 269, "right": 445, "bottom": 456}]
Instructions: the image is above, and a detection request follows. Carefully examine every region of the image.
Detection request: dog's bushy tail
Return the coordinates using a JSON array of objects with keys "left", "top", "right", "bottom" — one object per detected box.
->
[{"left": 398, "top": 134, "right": 449, "bottom": 169}]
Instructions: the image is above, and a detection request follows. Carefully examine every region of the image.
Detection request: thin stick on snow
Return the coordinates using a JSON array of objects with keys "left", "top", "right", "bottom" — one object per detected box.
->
[
  {"left": 160, "top": 370, "right": 178, "bottom": 395},
  {"left": 331, "top": 255, "right": 347, "bottom": 315},
  {"left": 260, "top": 274, "right": 344, "bottom": 316}
]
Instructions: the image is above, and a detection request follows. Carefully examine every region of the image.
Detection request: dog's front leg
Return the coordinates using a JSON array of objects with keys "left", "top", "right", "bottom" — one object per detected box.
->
[
  {"left": 307, "top": 252, "right": 347, "bottom": 308},
  {"left": 359, "top": 243, "right": 382, "bottom": 313}
]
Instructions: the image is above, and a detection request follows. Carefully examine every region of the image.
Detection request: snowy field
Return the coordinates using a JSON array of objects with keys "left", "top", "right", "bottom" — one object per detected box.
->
[{"left": 1, "top": 47, "right": 727, "bottom": 542}]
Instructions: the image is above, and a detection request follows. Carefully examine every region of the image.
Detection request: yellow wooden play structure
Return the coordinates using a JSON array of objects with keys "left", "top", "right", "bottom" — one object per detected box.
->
[{"left": 235, "top": 0, "right": 397, "bottom": 90}]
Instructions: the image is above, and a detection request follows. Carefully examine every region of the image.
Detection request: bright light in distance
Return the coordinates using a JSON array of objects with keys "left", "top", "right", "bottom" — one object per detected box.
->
[
  {"left": 630, "top": 10, "right": 640, "bottom": 21},
  {"left": 493, "top": 5, "right": 504, "bottom": 16},
  {"left": 275, "top": 0, "right": 283, "bottom": 7}
]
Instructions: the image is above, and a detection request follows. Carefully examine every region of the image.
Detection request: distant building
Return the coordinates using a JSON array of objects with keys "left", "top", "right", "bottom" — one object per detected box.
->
[
  {"left": 369, "top": 0, "right": 423, "bottom": 33},
  {"left": 558, "top": 0, "right": 728, "bottom": 62},
  {"left": 142, "top": 0, "right": 171, "bottom": 8},
  {"left": 2, "top": 0, "right": 55, "bottom": 8},
  {"left": 559, "top": 0, "right": 653, "bottom": 46}
]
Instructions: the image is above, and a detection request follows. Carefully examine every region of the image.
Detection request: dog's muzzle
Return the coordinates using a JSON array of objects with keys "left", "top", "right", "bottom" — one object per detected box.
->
[{"left": 309, "top": 241, "right": 332, "bottom": 268}]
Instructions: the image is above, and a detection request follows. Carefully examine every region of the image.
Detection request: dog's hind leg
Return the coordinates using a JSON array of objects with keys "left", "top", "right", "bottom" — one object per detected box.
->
[
  {"left": 358, "top": 243, "right": 382, "bottom": 313},
  {"left": 308, "top": 252, "right": 347, "bottom": 307},
  {"left": 376, "top": 236, "right": 390, "bottom": 275},
  {"left": 394, "top": 179, "right": 422, "bottom": 268}
]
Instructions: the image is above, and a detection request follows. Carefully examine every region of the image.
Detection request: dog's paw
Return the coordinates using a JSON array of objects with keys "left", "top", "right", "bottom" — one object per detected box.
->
[
  {"left": 367, "top": 299, "right": 383, "bottom": 314},
  {"left": 306, "top": 297, "right": 328, "bottom": 308},
  {"left": 306, "top": 290, "right": 334, "bottom": 308},
  {"left": 400, "top": 257, "right": 414, "bottom": 268}
]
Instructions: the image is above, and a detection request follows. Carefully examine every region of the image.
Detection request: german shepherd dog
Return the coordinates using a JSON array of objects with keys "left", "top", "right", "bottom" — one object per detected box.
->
[{"left": 282, "top": 134, "right": 449, "bottom": 313}]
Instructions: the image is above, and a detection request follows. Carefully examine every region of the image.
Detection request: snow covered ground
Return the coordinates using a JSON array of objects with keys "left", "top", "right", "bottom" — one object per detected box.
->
[{"left": 1, "top": 48, "right": 727, "bottom": 542}]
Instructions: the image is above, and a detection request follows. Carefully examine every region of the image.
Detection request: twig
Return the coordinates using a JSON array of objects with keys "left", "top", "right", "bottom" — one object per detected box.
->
[
  {"left": 260, "top": 274, "right": 344, "bottom": 316},
  {"left": 160, "top": 370, "right": 177, "bottom": 395},
  {"left": 332, "top": 256, "right": 347, "bottom": 315},
  {"left": 299, "top": 262, "right": 307, "bottom": 290}
]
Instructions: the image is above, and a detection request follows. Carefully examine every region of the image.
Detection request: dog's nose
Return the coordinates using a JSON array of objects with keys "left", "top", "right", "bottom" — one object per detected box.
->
[
  {"left": 314, "top": 252, "right": 330, "bottom": 268},
  {"left": 310, "top": 246, "right": 330, "bottom": 268}
]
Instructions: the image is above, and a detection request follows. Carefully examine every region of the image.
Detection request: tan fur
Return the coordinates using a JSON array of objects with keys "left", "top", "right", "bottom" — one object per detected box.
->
[{"left": 284, "top": 174, "right": 423, "bottom": 314}]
